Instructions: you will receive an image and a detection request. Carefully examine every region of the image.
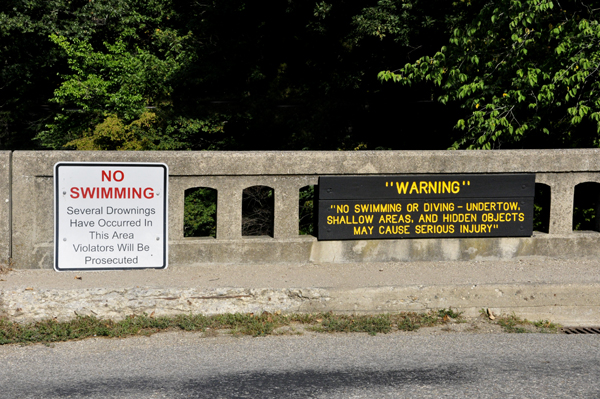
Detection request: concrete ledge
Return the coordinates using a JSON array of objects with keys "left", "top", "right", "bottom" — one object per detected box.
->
[
  {"left": 1, "top": 259, "right": 599, "bottom": 325},
  {"left": 299, "top": 284, "right": 600, "bottom": 327},
  {"left": 170, "top": 233, "right": 600, "bottom": 265},
  {"left": 12, "top": 149, "right": 600, "bottom": 175},
  {"left": 170, "top": 236, "right": 315, "bottom": 264},
  {"left": 19, "top": 233, "right": 600, "bottom": 268},
  {"left": 0, "top": 286, "right": 323, "bottom": 322},
  {"left": 310, "top": 233, "right": 600, "bottom": 263},
  {"left": 1, "top": 283, "right": 598, "bottom": 327}
]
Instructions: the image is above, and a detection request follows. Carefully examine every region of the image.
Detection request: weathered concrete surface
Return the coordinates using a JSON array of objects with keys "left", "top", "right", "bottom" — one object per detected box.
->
[
  {"left": 0, "top": 152, "right": 9, "bottom": 266},
  {"left": 0, "top": 287, "right": 325, "bottom": 322},
  {"left": 299, "top": 284, "right": 600, "bottom": 327},
  {"left": 535, "top": 172, "right": 600, "bottom": 235},
  {"left": 12, "top": 149, "right": 600, "bottom": 176},
  {"left": 170, "top": 237, "right": 315, "bottom": 264},
  {"left": 18, "top": 234, "right": 600, "bottom": 268},
  {"left": 2, "top": 258, "right": 599, "bottom": 326},
  {"left": 2, "top": 284, "right": 598, "bottom": 327},
  {"left": 311, "top": 232, "right": 600, "bottom": 262},
  {"left": 10, "top": 149, "right": 600, "bottom": 269},
  {"left": 14, "top": 233, "right": 600, "bottom": 269}
]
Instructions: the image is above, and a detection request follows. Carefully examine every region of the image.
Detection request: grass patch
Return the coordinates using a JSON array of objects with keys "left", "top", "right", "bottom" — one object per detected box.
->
[
  {"left": 531, "top": 319, "right": 560, "bottom": 333},
  {"left": 495, "top": 314, "right": 530, "bottom": 333},
  {"left": 493, "top": 313, "right": 560, "bottom": 333},
  {"left": 309, "top": 309, "right": 463, "bottom": 335},
  {"left": 311, "top": 314, "right": 393, "bottom": 335},
  {"left": 0, "top": 309, "right": 464, "bottom": 345}
]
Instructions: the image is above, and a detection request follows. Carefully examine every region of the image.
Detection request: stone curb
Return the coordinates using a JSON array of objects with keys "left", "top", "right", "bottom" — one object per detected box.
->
[{"left": 2, "top": 283, "right": 598, "bottom": 326}]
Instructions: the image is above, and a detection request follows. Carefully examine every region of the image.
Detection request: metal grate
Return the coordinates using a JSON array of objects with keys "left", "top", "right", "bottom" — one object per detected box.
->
[{"left": 561, "top": 327, "right": 600, "bottom": 334}]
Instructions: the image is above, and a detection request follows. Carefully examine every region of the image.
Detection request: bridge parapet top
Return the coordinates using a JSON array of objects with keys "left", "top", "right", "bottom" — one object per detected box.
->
[{"left": 12, "top": 149, "right": 600, "bottom": 176}]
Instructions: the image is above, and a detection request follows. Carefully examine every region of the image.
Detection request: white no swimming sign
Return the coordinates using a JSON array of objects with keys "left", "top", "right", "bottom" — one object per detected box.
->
[{"left": 54, "top": 162, "right": 168, "bottom": 271}]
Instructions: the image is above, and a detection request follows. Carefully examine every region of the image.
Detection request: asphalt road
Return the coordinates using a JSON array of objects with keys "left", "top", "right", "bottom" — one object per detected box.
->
[{"left": 1, "top": 332, "right": 599, "bottom": 398}]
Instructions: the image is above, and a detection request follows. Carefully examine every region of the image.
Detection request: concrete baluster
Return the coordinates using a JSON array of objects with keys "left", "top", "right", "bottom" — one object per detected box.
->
[
  {"left": 168, "top": 181, "right": 184, "bottom": 239},
  {"left": 546, "top": 176, "right": 575, "bottom": 235},
  {"left": 216, "top": 184, "right": 243, "bottom": 240},
  {"left": 0, "top": 151, "right": 10, "bottom": 265},
  {"left": 274, "top": 181, "right": 300, "bottom": 239}
]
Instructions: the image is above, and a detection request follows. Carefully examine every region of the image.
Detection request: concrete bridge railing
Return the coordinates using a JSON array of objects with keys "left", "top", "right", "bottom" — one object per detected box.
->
[{"left": 2, "top": 149, "right": 600, "bottom": 269}]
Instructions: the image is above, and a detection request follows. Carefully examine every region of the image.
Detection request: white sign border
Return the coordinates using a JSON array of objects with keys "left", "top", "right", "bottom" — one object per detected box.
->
[{"left": 54, "top": 161, "right": 169, "bottom": 272}]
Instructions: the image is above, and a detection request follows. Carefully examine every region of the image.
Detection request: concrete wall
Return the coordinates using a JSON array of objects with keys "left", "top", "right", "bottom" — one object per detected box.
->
[
  {"left": 9, "top": 149, "right": 600, "bottom": 269},
  {"left": 0, "top": 151, "right": 10, "bottom": 265}
]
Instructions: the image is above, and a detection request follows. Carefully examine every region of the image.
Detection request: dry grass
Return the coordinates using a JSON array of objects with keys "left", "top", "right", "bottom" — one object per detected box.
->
[
  {"left": 0, "top": 260, "right": 13, "bottom": 275},
  {"left": 0, "top": 308, "right": 562, "bottom": 346}
]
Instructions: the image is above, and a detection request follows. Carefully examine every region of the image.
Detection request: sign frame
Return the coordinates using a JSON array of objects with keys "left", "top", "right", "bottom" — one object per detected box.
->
[{"left": 54, "top": 162, "right": 168, "bottom": 271}]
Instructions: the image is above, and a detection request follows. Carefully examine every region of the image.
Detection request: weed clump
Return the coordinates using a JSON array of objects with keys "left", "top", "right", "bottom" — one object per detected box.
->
[
  {"left": 495, "top": 314, "right": 559, "bottom": 334},
  {"left": 0, "top": 308, "right": 560, "bottom": 345}
]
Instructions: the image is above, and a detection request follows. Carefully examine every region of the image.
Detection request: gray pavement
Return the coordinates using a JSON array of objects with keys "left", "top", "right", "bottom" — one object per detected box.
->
[{"left": 1, "top": 332, "right": 599, "bottom": 398}]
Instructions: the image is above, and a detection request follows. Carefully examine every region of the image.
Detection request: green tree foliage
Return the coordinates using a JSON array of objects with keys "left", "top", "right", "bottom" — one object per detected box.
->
[
  {"left": 2, "top": 0, "right": 467, "bottom": 152},
  {"left": 0, "top": 0, "right": 182, "bottom": 148},
  {"left": 39, "top": 31, "right": 196, "bottom": 150},
  {"left": 351, "top": 0, "right": 470, "bottom": 45},
  {"left": 184, "top": 188, "right": 217, "bottom": 238},
  {"left": 379, "top": 0, "right": 600, "bottom": 149},
  {"left": 8, "top": 1, "right": 598, "bottom": 152}
]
